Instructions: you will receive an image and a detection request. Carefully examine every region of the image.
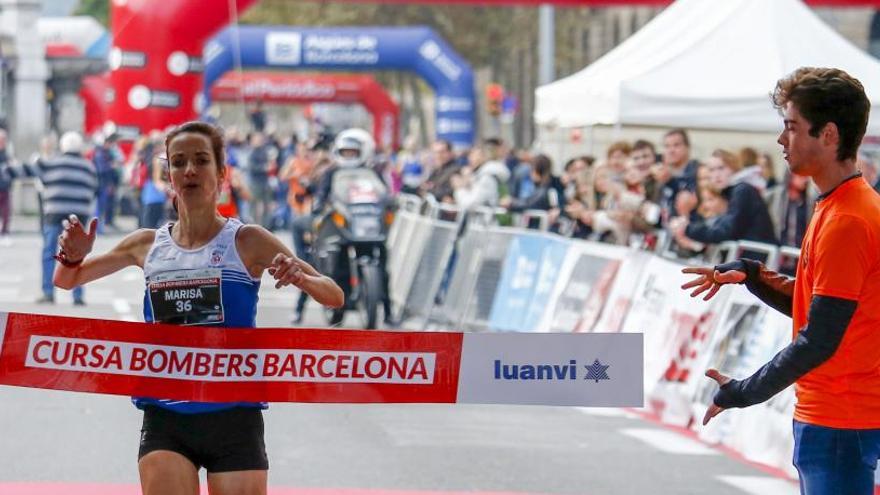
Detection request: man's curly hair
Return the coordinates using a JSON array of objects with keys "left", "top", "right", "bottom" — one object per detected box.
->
[{"left": 772, "top": 67, "right": 870, "bottom": 162}]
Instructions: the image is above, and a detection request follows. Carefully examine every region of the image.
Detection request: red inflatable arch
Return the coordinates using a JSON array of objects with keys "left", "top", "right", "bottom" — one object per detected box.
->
[
  {"left": 107, "top": 0, "right": 258, "bottom": 138},
  {"left": 212, "top": 72, "right": 400, "bottom": 150},
  {"left": 80, "top": 74, "right": 110, "bottom": 136}
]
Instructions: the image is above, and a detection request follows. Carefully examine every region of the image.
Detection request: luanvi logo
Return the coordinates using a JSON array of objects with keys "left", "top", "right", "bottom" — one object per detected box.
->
[{"left": 493, "top": 359, "right": 610, "bottom": 382}]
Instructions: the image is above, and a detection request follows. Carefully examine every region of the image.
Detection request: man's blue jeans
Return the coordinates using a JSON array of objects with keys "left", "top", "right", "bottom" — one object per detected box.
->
[
  {"left": 793, "top": 420, "right": 880, "bottom": 495},
  {"left": 42, "top": 222, "right": 83, "bottom": 302},
  {"left": 95, "top": 186, "right": 116, "bottom": 230}
]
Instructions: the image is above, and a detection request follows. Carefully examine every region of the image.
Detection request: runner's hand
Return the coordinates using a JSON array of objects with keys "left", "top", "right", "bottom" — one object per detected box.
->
[
  {"left": 268, "top": 253, "right": 307, "bottom": 289},
  {"left": 680, "top": 266, "right": 745, "bottom": 301},
  {"left": 702, "top": 368, "right": 731, "bottom": 425},
  {"left": 58, "top": 214, "right": 98, "bottom": 263}
]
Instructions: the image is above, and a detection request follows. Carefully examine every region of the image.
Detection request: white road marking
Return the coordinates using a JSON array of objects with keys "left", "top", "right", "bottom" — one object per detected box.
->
[
  {"left": 717, "top": 475, "right": 799, "bottom": 495},
  {"left": 620, "top": 428, "right": 719, "bottom": 456},
  {"left": 0, "top": 275, "right": 23, "bottom": 284}
]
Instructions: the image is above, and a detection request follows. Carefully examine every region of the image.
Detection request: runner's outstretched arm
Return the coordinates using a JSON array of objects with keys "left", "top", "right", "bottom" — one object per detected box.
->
[
  {"left": 237, "top": 224, "right": 344, "bottom": 309},
  {"left": 703, "top": 294, "right": 856, "bottom": 425}
]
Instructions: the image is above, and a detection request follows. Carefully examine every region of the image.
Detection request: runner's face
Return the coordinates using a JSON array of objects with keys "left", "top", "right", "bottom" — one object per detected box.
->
[
  {"left": 777, "top": 102, "right": 824, "bottom": 176},
  {"left": 167, "top": 132, "right": 222, "bottom": 206}
]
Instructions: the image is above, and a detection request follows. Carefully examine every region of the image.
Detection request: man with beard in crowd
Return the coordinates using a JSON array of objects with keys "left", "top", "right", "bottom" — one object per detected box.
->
[{"left": 422, "top": 139, "right": 460, "bottom": 203}]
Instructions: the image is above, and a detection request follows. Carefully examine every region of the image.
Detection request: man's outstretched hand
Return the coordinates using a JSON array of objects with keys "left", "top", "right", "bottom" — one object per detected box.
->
[
  {"left": 681, "top": 266, "right": 745, "bottom": 301},
  {"left": 702, "top": 368, "right": 731, "bottom": 425}
]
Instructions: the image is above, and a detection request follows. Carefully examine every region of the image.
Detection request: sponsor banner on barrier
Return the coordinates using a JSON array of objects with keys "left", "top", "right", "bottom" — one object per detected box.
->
[
  {"left": 0, "top": 312, "right": 643, "bottom": 407},
  {"left": 691, "top": 286, "right": 768, "bottom": 413},
  {"left": 593, "top": 250, "right": 652, "bottom": 334},
  {"left": 618, "top": 256, "right": 729, "bottom": 412},
  {"left": 539, "top": 243, "right": 627, "bottom": 333},
  {"left": 488, "top": 233, "right": 569, "bottom": 332},
  {"left": 650, "top": 282, "right": 748, "bottom": 426},
  {"left": 522, "top": 236, "right": 570, "bottom": 332},
  {"left": 693, "top": 290, "right": 797, "bottom": 475},
  {"left": 457, "top": 333, "right": 643, "bottom": 407}
]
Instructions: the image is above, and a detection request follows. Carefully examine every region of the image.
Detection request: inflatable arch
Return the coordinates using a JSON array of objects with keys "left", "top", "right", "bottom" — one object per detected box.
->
[
  {"left": 212, "top": 72, "right": 400, "bottom": 150},
  {"left": 107, "top": 0, "right": 258, "bottom": 138},
  {"left": 80, "top": 74, "right": 110, "bottom": 135},
  {"left": 204, "top": 26, "right": 475, "bottom": 147}
]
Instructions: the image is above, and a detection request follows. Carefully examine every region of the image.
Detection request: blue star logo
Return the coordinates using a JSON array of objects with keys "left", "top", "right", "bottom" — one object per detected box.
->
[{"left": 584, "top": 359, "right": 610, "bottom": 383}]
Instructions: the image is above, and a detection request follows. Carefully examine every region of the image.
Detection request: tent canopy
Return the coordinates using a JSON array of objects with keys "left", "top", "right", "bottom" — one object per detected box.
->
[{"left": 534, "top": 0, "right": 880, "bottom": 135}]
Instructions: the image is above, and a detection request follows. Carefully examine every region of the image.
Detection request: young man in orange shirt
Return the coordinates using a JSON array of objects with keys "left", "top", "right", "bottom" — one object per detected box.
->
[{"left": 682, "top": 67, "right": 880, "bottom": 494}]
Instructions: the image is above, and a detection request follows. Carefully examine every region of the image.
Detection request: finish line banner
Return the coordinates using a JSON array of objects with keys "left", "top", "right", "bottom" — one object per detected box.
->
[{"left": 0, "top": 312, "right": 642, "bottom": 407}]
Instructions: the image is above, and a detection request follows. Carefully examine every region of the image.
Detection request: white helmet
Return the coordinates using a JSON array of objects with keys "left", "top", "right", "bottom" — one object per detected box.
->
[{"left": 332, "top": 128, "right": 375, "bottom": 168}]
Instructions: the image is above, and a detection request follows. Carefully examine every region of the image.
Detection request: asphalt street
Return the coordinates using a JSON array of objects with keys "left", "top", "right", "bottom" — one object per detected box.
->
[{"left": 0, "top": 216, "right": 799, "bottom": 495}]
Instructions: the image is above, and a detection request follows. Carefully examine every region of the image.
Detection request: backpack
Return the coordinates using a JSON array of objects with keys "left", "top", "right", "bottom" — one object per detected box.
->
[
  {"left": 492, "top": 175, "right": 513, "bottom": 226},
  {"left": 495, "top": 174, "right": 510, "bottom": 200},
  {"left": 248, "top": 145, "right": 270, "bottom": 175},
  {"left": 131, "top": 160, "right": 149, "bottom": 190}
]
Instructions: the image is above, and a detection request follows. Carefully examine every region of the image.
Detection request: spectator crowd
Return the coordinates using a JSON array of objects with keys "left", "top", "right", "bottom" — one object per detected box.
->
[
  {"left": 1, "top": 117, "right": 879, "bottom": 305},
  {"left": 390, "top": 128, "right": 878, "bottom": 271}
]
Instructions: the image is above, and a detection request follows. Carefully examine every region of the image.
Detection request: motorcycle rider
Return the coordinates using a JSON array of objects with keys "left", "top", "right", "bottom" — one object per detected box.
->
[
  {"left": 313, "top": 129, "right": 379, "bottom": 211},
  {"left": 301, "top": 129, "right": 396, "bottom": 326}
]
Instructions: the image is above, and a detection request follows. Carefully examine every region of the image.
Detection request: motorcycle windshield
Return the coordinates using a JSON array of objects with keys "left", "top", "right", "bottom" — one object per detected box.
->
[{"left": 332, "top": 168, "right": 388, "bottom": 204}]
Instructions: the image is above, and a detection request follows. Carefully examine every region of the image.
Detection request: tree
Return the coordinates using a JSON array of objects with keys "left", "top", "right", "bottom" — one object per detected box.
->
[{"left": 240, "top": 1, "right": 543, "bottom": 146}]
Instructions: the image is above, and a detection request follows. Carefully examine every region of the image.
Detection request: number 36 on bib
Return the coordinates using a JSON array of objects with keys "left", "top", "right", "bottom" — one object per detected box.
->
[{"left": 148, "top": 268, "right": 224, "bottom": 326}]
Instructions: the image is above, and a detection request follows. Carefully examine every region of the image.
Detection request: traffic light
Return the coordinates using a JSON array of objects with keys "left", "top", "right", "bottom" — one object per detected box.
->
[{"left": 486, "top": 83, "right": 504, "bottom": 116}]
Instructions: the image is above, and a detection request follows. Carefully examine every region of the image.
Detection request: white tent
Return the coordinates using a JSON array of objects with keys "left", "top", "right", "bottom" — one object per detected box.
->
[{"left": 534, "top": 0, "right": 880, "bottom": 135}]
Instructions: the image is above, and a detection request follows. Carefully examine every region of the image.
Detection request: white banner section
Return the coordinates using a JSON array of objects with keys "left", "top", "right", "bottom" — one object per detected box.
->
[
  {"left": 0, "top": 312, "right": 6, "bottom": 355},
  {"left": 457, "top": 333, "right": 643, "bottom": 407}
]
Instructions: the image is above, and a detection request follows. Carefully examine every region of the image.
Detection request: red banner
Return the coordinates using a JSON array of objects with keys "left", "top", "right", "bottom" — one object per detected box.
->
[{"left": 0, "top": 313, "right": 462, "bottom": 404}]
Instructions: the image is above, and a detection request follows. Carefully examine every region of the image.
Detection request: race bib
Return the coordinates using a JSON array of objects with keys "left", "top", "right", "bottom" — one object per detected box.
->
[{"left": 148, "top": 269, "right": 224, "bottom": 326}]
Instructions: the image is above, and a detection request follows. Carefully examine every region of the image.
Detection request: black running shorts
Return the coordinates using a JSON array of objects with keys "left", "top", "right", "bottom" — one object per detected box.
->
[{"left": 138, "top": 405, "right": 269, "bottom": 472}]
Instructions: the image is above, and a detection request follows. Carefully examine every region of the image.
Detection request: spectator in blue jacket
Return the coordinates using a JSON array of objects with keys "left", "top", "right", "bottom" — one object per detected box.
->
[{"left": 670, "top": 149, "right": 777, "bottom": 259}]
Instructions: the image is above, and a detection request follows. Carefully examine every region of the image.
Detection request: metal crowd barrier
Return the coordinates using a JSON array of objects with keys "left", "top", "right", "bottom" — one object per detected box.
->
[
  {"left": 778, "top": 245, "right": 802, "bottom": 270},
  {"left": 712, "top": 240, "right": 783, "bottom": 270},
  {"left": 387, "top": 194, "right": 427, "bottom": 320},
  {"left": 655, "top": 231, "right": 799, "bottom": 273},
  {"left": 401, "top": 200, "right": 463, "bottom": 323},
  {"left": 517, "top": 209, "right": 550, "bottom": 231},
  {"left": 386, "top": 192, "right": 804, "bottom": 331},
  {"left": 426, "top": 217, "right": 517, "bottom": 331},
  {"left": 386, "top": 194, "right": 464, "bottom": 324}
]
